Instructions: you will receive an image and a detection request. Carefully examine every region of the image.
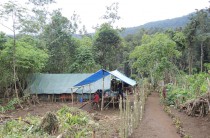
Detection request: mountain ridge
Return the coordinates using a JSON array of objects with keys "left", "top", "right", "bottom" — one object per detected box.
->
[{"left": 121, "top": 13, "right": 193, "bottom": 37}]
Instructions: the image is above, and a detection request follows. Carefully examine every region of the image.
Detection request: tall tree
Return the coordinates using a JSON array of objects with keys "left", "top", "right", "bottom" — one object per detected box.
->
[
  {"left": 70, "top": 36, "right": 99, "bottom": 73},
  {"left": 43, "top": 10, "right": 78, "bottom": 73},
  {"left": 0, "top": 0, "right": 26, "bottom": 105},
  {"left": 184, "top": 16, "right": 198, "bottom": 74},
  {"left": 0, "top": 32, "right": 9, "bottom": 94},
  {"left": 93, "top": 23, "right": 122, "bottom": 70},
  {"left": 130, "top": 33, "right": 180, "bottom": 84},
  {"left": 194, "top": 9, "right": 210, "bottom": 72},
  {"left": 166, "top": 29, "right": 187, "bottom": 71},
  {"left": 102, "top": 2, "right": 121, "bottom": 25}
]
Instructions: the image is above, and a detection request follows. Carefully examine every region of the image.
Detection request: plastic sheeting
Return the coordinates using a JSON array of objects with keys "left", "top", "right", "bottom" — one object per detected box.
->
[
  {"left": 74, "top": 69, "right": 110, "bottom": 87},
  {"left": 27, "top": 69, "right": 135, "bottom": 95},
  {"left": 75, "top": 69, "right": 136, "bottom": 87},
  {"left": 75, "top": 75, "right": 111, "bottom": 94},
  {"left": 27, "top": 73, "right": 111, "bottom": 94},
  {"left": 110, "top": 70, "right": 136, "bottom": 86},
  {"left": 27, "top": 73, "right": 91, "bottom": 94}
]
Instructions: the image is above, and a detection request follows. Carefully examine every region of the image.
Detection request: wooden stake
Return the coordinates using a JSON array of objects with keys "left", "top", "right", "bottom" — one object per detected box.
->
[
  {"left": 82, "top": 86, "right": 84, "bottom": 103},
  {"left": 92, "top": 130, "right": 95, "bottom": 138},
  {"left": 89, "top": 84, "right": 91, "bottom": 102},
  {"left": 71, "top": 88, "right": 73, "bottom": 105}
]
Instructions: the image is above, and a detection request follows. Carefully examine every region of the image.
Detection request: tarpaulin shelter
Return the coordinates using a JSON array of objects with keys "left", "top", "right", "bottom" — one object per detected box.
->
[
  {"left": 74, "top": 69, "right": 137, "bottom": 110},
  {"left": 74, "top": 69, "right": 136, "bottom": 87},
  {"left": 74, "top": 69, "right": 110, "bottom": 87},
  {"left": 110, "top": 70, "right": 137, "bottom": 86},
  {"left": 27, "top": 73, "right": 111, "bottom": 94},
  {"left": 27, "top": 73, "right": 92, "bottom": 94}
]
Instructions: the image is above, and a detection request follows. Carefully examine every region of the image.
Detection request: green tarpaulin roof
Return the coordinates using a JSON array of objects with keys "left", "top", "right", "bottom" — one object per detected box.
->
[
  {"left": 27, "top": 73, "right": 111, "bottom": 94},
  {"left": 27, "top": 73, "right": 91, "bottom": 94}
]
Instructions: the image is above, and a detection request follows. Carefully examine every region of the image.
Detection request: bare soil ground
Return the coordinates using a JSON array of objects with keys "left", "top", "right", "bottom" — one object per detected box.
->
[
  {"left": 130, "top": 92, "right": 180, "bottom": 138},
  {"left": 2, "top": 93, "right": 210, "bottom": 138},
  {"left": 2, "top": 101, "right": 121, "bottom": 137},
  {"left": 171, "top": 107, "right": 210, "bottom": 138}
]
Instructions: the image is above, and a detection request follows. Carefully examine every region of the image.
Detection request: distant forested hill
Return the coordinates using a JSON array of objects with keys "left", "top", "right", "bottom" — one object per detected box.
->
[{"left": 121, "top": 13, "right": 193, "bottom": 37}]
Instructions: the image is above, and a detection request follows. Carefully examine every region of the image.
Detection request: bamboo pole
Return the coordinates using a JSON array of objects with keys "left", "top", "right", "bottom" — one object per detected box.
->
[
  {"left": 92, "top": 130, "right": 95, "bottom": 138},
  {"left": 125, "top": 91, "right": 129, "bottom": 137},
  {"left": 71, "top": 88, "right": 73, "bottom": 105},
  {"left": 119, "top": 96, "right": 123, "bottom": 138},
  {"left": 101, "top": 70, "right": 105, "bottom": 111},
  {"left": 89, "top": 84, "right": 91, "bottom": 102},
  {"left": 113, "top": 97, "right": 115, "bottom": 109},
  {"left": 123, "top": 93, "right": 126, "bottom": 138},
  {"left": 82, "top": 86, "right": 84, "bottom": 102},
  {"left": 134, "top": 88, "right": 138, "bottom": 128}
]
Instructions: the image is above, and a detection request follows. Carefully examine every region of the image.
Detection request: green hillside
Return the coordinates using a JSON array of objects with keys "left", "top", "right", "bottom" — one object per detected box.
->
[{"left": 121, "top": 13, "right": 192, "bottom": 37}]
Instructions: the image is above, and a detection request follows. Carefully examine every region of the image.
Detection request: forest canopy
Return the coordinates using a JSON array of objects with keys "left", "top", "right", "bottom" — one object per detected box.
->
[{"left": 0, "top": 0, "right": 209, "bottom": 108}]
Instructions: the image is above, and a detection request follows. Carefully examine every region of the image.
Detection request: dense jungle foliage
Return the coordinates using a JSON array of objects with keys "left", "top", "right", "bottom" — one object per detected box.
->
[{"left": 0, "top": 0, "right": 210, "bottom": 109}]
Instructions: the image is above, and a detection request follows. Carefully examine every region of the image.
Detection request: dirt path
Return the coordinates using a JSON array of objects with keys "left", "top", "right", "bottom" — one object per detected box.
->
[
  {"left": 171, "top": 107, "right": 210, "bottom": 138},
  {"left": 131, "top": 92, "right": 180, "bottom": 138}
]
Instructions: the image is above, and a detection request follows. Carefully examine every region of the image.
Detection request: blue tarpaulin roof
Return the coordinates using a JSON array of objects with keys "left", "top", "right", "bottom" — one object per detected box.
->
[
  {"left": 74, "top": 69, "right": 136, "bottom": 87},
  {"left": 74, "top": 69, "right": 110, "bottom": 86}
]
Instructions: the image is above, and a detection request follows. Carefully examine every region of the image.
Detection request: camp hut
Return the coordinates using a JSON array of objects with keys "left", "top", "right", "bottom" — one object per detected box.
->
[
  {"left": 74, "top": 73, "right": 111, "bottom": 102},
  {"left": 26, "top": 73, "right": 91, "bottom": 102},
  {"left": 26, "top": 73, "right": 111, "bottom": 103},
  {"left": 74, "top": 69, "right": 137, "bottom": 110}
]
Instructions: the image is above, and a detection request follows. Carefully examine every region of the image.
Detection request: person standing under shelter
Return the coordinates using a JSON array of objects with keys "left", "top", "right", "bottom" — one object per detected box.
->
[
  {"left": 93, "top": 92, "right": 100, "bottom": 110},
  {"left": 118, "top": 82, "right": 123, "bottom": 100}
]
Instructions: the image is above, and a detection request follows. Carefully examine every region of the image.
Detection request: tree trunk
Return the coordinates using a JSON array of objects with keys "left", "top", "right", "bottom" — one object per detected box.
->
[
  {"left": 200, "top": 41, "right": 204, "bottom": 72},
  {"left": 188, "top": 46, "right": 193, "bottom": 75},
  {"left": 12, "top": 12, "right": 22, "bottom": 108},
  {"left": 101, "top": 71, "right": 105, "bottom": 111}
]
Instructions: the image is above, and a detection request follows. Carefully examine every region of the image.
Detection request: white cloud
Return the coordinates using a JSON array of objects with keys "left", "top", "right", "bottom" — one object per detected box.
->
[
  {"left": 51, "top": 0, "right": 209, "bottom": 32},
  {"left": 0, "top": 0, "right": 209, "bottom": 34}
]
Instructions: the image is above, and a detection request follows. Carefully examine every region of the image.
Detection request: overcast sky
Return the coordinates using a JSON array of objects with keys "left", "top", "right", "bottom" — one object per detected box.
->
[
  {"left": 53, "top": 0, "right": 209, "bottom": 33},
  {"left": 0, "top": 0, "right": 209, "bottom": 33}
]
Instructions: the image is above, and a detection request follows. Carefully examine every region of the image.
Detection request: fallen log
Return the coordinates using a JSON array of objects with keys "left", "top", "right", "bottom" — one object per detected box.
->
[
  {"left": 79, "top": 101, "right": 90, "bottom": 109},
  {"left": 0, "top": 115, "right": 31, "bottom": 125}
]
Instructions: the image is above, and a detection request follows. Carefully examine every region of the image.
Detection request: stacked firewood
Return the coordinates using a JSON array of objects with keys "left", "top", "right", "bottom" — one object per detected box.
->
[{"left": 180, "top": 92, "right": 210, "bottom": 117}]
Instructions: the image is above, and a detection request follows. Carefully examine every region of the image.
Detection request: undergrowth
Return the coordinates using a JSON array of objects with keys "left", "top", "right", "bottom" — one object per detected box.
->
[
  {"left": 0, "top": 98, "right": 22, "bottom": 113},
  {"left": 0, "top": 106, "right": 98, "bottom": 138}
]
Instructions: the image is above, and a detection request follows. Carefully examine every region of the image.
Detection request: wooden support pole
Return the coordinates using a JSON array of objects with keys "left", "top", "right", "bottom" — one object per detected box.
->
[
  {"left": 71, "top": 88, "right": 73, "bottom": 105},
  {"left": 113, "top": 97, "right": 115, "bottom": 109},
  {"left": 104, "top": 98, "right": 113, "bottom": 109},
  {"left": 89, "top": 84, "right": 91, "bottom": 102},
  {"left": 101, "top": 72, "right": 105, "bottom": 111},
  {"left": 82, "top": 86, "right": 84, "bottom": 102},
  {"left": 92, "top": 130, "right": 95, "bottom": 138}
]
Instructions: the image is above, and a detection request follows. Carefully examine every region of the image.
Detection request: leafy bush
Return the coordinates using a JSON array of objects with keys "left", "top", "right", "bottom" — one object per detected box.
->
[
  {"left": 0, "top": 115, "right": 50, "bottom": 138},
  {"left": 165, "top": 73, "right": 209, "bottom": 106},
  {"left": 0, "top": 98, "right": 22, "bottom": 113},
  {"left": 56, "top": 106, "right": 95, "bottom": 137}
]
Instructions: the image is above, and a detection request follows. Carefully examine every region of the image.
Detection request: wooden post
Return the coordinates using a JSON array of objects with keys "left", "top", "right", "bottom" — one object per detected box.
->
[
  {"left": 92, "top": 130, "right": 95, "bottom": 138},
  {"left": 82, "top": 86, "right": 84, "bottom": 102},
  {"left": 113, "top": 97, "right": 115, "bottom": 109},
  {"left": 122, "top": 81, "right": 124, "bottom": 93},
  {"left": 71, "top": 88, "right": 73, "bottom": 105},
  {"left": 119, "top": 96, "right": 123, "bottom": 138},
  {"left": 101, "top": 71, "right": 105, "bottom": 111},
  {"left": 89, "top": 84, "right": 91, "bottom": 101}
]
